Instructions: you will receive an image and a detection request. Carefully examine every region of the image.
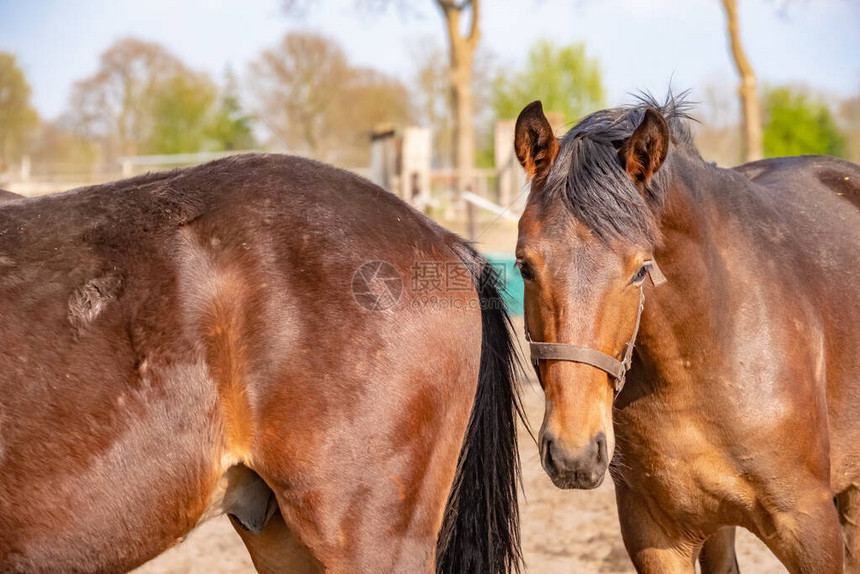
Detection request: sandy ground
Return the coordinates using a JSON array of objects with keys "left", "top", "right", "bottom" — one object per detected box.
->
[{"left": 135, "top": 318, "right": 786, "bottom": 573}]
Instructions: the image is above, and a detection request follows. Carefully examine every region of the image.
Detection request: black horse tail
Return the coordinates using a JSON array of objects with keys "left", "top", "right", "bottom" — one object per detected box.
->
[{"left": 436, "top": 247, "right": 524, "bottom": 574}]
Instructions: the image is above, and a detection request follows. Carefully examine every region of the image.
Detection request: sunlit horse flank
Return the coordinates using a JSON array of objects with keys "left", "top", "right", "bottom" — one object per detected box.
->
[
  {"left": 514, "top": 94, "right": 860, "bottom": 573},
  {"left": 0, "top": 155, "right": 523, "bottom": 573}
]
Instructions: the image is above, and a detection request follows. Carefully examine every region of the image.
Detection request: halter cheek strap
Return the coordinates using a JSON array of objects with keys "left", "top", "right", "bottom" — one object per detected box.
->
[{"left": 526, "top": 260, "right": 667, "bottom": 395}]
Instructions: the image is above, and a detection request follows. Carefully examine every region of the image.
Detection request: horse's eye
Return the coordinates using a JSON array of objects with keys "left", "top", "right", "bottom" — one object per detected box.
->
[
  {"left": 631, "top": 262, "right": 651, "bottom": 284},
  {"left": 517, "top": 260, "right": 536, "bottom": 282}
]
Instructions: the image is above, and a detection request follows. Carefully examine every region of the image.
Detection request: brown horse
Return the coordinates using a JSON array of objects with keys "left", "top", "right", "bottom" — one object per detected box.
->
[
  {"left": 514, "top": 95, "right": 860, "bottom": 573},
  {"left": 0, "top": 189, "right": 21, "bottom": 202},
  {"left": 0, "top": 154, "right": 523, "bottom": 573}
]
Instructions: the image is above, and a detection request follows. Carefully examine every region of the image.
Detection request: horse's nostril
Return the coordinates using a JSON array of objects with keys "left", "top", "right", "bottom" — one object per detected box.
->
[
  {"left": 594, "top": 432, "right": 608, "bottom": 464},
  {"left": 544, "top": 439, "right": 554, "bottom": 469}
]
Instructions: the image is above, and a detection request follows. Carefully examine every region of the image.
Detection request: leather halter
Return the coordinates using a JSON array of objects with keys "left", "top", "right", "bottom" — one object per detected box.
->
[{"left": 526, "top": 260, "right": 667, "bottom": 395}]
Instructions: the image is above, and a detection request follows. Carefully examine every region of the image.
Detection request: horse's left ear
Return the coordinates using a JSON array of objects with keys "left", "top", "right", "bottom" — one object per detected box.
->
[{"left": 618, "top": 108, "right": 669, "bottom": 185}]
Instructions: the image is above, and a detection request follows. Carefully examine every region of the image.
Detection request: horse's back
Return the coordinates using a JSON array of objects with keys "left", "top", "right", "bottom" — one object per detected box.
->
[
  {"left": 0, "top": 154, "right": 482, "bottom": 571},
  {"left": 735, "top": 155, "right": 860, "bottom": 211},
  {"left": 730, "top": 154, "right": 860, "bottom": 276},
  {"left": 0, "top": 189, "right": 21, "bottom": 202}
]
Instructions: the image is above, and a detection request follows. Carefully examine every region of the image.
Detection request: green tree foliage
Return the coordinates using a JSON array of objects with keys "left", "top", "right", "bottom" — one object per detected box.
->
[
  {"left": 65, "top": 37, "right": 252, "bottom": 160},
  {"left": 763, "top": 87, "right": 846, "bottom": 158},
  {"left": 0, "top": 52, "right": 39, "bottom": 169},
  {"left": 66, "top": 38, "right": 186, "bottom": 158},
  {"left": 206, "top": 69, "right": 256, "bottom": 151},
  {"left": 147, "top": 74, "right": 216, "bottom": 155},
  {"left": 492, "top": 40, "right": 604, "bottom": 125}
]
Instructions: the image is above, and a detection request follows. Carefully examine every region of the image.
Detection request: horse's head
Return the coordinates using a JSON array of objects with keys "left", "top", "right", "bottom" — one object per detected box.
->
[{"left": 514, "top": 100, "right": 673, "bottom": 489}]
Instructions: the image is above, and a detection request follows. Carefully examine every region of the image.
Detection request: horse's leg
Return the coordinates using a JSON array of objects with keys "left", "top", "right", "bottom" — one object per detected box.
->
[
  {"left": 254, "top": 460, "right": 455, "bottom": 573},
  {"left": 698, "top": 527, "right": 740, "bottom": 574},
  {"left": 229, "top": 509, "right": 322, "bottom": 574},
  {"left": 751, "top": 485, "right": 842, "bottom": 574},
  {"left": 615, "top": 484, "right": 697, "bottom": 573},
  {"left": 836, "top": 483, "right": 860, "bottom": 572},
  {"left": 247, "top": 366, "right": 476, "bottom": 573}
]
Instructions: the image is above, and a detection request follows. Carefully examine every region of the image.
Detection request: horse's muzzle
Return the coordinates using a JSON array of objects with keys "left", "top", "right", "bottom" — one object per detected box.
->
[{"left": 540, "top": 431, "right": 608, "bottom": 490}]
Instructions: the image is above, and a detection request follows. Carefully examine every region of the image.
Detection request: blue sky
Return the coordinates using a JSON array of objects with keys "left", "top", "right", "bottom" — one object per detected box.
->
[{"left": 1, "top": 0, "right": 858, "bottom": 121}]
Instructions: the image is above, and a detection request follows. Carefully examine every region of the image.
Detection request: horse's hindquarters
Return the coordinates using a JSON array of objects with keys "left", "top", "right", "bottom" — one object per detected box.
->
[
  {"left": 0, "top": 357, "right": 229, "bottom": 572},
  {"left": 0, "top": 154, "right": 504, "bottom": 572},
  {"left": 240, "top": 297, "right": 483, "bottom": 571}
]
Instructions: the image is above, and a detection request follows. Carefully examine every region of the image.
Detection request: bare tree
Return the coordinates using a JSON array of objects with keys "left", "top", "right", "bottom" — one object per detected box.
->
[
  {"left": 65, "top": 37, "right": 239, "bottom": 161},
  {"left": 250, "top": 32, "right": 413, "bottom": 165},
  {"left": 695, "top": 80, "right": 742, "bottom": 166},
  {"left": 436, "top": 0, "right": 480, "bottom": 196},
  {"left": 249, "top": 32, "right": 350, "bottom": 159},
  {"left": 282, "top": 1, "right": 482, "bottom": 194},
  {"left": 412, "top": 40, "right": 455, "bottom": 166},
  {"left": 839, "top": 95, "right": 860, "bottom": 163},
  {"left": 721, "top": 0, "right": 763, "bottom": 162},
  {"left": 65, "top": 38, "right": 188, "bottom": 159},
  {"left": 411, "top": 37, "right": 495, "bottom": 172}
]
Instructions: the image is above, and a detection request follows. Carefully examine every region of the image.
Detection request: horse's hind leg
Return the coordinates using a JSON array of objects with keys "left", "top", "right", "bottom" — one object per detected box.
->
[
  {"left": 244, "top": 382, "right": 473, "bottom": 573},
  {"left": 230, "top": 509, "right": 322, "bottom": 574},
  {"left": 837, "top": 483, "right": 860, "bottom": 572},
  {"left": 221, "top": 464, "right": 321, "bottom": 573},
  {"left": 698, "top": 527, "right": 740, "bottom": 574}
]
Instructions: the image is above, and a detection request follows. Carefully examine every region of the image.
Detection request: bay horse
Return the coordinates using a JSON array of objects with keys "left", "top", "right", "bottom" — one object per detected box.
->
[
  {"left": 0, "top": 189, "right": 21, "bottom": 202},
  {"left": 514, "top": 95, "right": 860, "bottom": 573},
  {"left": 0, "top": 154, "right": 522, "bottom": 573}
]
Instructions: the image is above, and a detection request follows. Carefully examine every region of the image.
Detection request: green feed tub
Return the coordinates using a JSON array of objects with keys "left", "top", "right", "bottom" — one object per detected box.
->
[{"left": 485, "top": 253, "right": 524, "bottom": 316}]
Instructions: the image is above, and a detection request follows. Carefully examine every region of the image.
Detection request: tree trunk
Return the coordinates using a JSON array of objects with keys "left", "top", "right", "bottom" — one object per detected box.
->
[
  {"left": 721, "top": 0, "right": 763, "bottom": 162},
  {"left": 437, "top": 0, "right": 479, "bottom": 226},
  {"left": 451, "top": 45, "right": 475, "bottom": 199}
]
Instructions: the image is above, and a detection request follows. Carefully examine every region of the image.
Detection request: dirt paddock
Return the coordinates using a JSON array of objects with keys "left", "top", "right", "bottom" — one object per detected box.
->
[{"left": 134, "top": 318, "right": 786, "bottom": 573}]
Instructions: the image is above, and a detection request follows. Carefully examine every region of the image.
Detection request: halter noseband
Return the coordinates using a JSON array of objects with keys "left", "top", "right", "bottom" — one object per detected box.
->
[{"left": 526, "top": 260, "right": 667, "bottom": 395}]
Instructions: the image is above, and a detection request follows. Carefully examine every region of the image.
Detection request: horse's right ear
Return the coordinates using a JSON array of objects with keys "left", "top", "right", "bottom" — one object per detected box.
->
[
  {"left": 618, "top": 108, "right": 669, "bottom": 185},
  {"left": 515, "top": 101, "right": 559, "bottom": 182}
]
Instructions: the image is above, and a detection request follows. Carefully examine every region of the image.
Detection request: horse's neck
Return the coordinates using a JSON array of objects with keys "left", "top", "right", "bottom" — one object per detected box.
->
[
  {"left": 658, "top": 153, "right": 741, "bottom": 246},
  {"left": 636, "top": 155, "right": 745, "bottom": 387}
]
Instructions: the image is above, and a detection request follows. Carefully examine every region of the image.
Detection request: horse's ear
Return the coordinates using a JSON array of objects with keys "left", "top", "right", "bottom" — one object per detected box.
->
[
  {"left": 618, "top": 108, "right": 669, "bottom": 185},
  {"left": 515, "top": 101, "right": 559, "bottom": 181}
]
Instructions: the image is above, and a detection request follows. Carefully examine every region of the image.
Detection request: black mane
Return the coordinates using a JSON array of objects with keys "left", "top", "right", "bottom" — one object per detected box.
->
[{"left": 541, "top": 91, "right": 698, "bottom": 244}]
